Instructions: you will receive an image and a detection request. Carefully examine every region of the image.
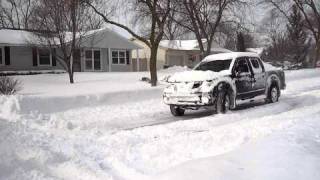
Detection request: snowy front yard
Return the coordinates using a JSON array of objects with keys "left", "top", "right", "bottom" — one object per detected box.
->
[{"left": 1, "top": 68, "right": 320, "bottom": 180}]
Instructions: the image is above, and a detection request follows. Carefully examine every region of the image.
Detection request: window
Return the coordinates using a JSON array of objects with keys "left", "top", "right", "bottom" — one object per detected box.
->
[
  {"left": 195, "top": 59, "right": 232, "bottom": 72},
  {"left": 94, "top": 50, "right": 101, "bottom": 70},
  {"left": 249, "top": 57, "right": 263, "bottom": 73},
  {"left": 85, "top": 49, "right": 101, "bottom": 71},
  {"left": 0, "top": 47, "right": 3, "bottom": 65},
  {"left": 85, "top": 50, "right": 93, "bottom": 69},
  {"left": 188, "top": 54, "right": 196, "bottom": 62},
  {"left": 112, "top": 50, "right": 130, "bottom": 65},
  {"left": 38, "top": 49, "right": 52, "bottom": 66},
  {"left": 235, "top": 58, "right": 250, "bottom": 73}
]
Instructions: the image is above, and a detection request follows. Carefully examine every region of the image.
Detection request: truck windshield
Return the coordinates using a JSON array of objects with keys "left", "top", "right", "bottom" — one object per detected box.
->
[{"left": 194, "top": 59, "right": 232, "bottom": 72}]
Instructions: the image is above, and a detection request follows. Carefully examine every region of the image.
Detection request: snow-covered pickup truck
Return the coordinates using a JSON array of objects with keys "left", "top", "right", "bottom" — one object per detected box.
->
[{"left": 163, "top": 52, "right": 286, "bottom": 116}]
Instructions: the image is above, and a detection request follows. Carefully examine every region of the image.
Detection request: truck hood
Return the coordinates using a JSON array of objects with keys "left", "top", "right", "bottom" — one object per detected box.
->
[{"left": 168, "top": 70, "right": 231, "bottom": 83}]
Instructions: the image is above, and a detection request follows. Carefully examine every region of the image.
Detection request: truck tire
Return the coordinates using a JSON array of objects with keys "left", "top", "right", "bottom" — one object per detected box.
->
[
  {"left": 170, "top": 105, "right": 185, "bottom": 116},
  {"left": 216, "top": 90, "right": 231, "bottom": 114},
  {"left": 266, "top": 84, "right": 279, "bottom": 103}
]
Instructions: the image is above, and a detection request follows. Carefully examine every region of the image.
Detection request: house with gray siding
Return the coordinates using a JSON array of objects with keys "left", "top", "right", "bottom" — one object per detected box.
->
[
  {"left": 0, "top": 28, "right": 142, "bottom": 73},
  {"left": 131, "top": 38, "right": 232, "bottom": 71}
]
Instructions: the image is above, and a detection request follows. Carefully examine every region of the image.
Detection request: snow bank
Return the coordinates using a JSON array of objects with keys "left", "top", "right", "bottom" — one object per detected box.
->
[
  {"left": 263, "top": 62, "right": 282, "bottom": 71},
  {"left": 1, "top": 69, "right": 320, "bottom": 180},
  {"left": 159, "top": 66, "right": 190, "bottom": 82},
  {"left": 168, "top": 70, "right": 230, "bottom": 82},
  {"left": 153, "top": 118, "right": 320, "bottom": 180},
  {"left": 159, "top": 66, "right": 190, "bottom": 74},
  {"left": 0, "top": 96, "right": 20, "bottom": 121}
]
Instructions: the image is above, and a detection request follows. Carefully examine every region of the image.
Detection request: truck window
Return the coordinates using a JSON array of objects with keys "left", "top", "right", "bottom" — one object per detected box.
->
[
  {"left": 249, "top": 57, "right": 263, "bottom": 73},
  {"left": 235, "top": 58, "right": 250, "bottom": 74},
  {"left": 194, "top": 59, "right": 232, "bottom": 72}
]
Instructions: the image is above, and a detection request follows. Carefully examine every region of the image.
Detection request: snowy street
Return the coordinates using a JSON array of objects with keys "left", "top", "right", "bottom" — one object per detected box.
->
[{"left": 1, "top": 68, "right": 320, "bottom": 180}]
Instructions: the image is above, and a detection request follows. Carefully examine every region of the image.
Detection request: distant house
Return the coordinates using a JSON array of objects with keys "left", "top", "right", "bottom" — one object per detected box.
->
[
  {"left": 131, "top": 38, "right": 232, "bottom": 71},
  {"left": 0, "top": 28, "right": 142, "bottom": 73}
]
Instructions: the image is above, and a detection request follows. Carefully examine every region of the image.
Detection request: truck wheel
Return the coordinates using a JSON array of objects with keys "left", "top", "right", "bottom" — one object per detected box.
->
[
  {"left": 266, "top": 84, "right": 279, "bottom": 103},
  {"left": 170, "top": 105, "right": 185, "bottom": 116},
  {"left": 216, "top": 90, "right": 231, "bottom": 114}
]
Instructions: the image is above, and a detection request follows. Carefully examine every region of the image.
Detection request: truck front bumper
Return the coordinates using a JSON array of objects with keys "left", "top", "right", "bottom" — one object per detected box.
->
[{"left": 163, "top": 92, "right": 214, "bottom": 106}]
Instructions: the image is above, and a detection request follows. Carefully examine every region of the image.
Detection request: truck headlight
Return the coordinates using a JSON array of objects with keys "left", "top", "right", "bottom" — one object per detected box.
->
[{"left": 164, "top": 84, "right": 175, "bottom": 94}]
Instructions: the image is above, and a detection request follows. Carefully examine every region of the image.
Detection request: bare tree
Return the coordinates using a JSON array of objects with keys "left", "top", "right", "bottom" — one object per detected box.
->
[
  {"left": 266, "top": 0, "right": 320, "bottom": 67},
  {"left": 172, "top": 0, "right": 242, "bottom": 58},
  {"left": 30, "top": 0, "right": 102, "bottom": 83},
  {"left": 86, "top": 0, "right": 172, "bottom": 86},
  {"left": 163, "top": 10, "right": 188, "bottom": 40},
  {"left": 287, "top": 4, "right": 308, "bottom": 64},
  {"left": 0, "top": 0, "right": 34, "bottom": 29}
]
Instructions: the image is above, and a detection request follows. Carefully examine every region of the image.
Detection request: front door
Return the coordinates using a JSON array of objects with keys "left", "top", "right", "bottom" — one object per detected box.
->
[
  {"left": 234, "top": 57, "right": 254, "bottom": 99},
  {"left": 85, "top": 49, "right": 101, "bottom": 71}
]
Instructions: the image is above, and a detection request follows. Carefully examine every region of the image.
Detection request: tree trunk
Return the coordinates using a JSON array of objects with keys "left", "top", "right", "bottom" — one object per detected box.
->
[
  {"left": 68, "top": 70, "right": 74, "bottom": 84},
  {"left": 314, "top": 43, "right": 320, "bottom": 68},
  {"left": 237, "top": 32, "right": 246, "bottom": 52},
  {"left": 204, "top": 38, "right": 213, "bottom": 58},
  {"left": 149, "top": 46, "right": 158, "bottom": 86},
  {"left": 67, "top": 57, "right": 74, "bottom": 84}
]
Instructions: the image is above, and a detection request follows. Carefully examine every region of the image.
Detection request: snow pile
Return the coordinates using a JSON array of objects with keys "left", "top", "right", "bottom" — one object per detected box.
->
[
  {"left": 160, "top": 66, "right": 190, "bottom": 74},
  {"left": 263, "top": 62, "right": 282, "bottom": 71},
  {"left": 0, "top": 69, "right": 320, "bottom": 180},
  {"left": 168, "top": 70, "right": 230, "bottom": 82},
  {"left": 159, "top": 66, "right": 190, "bottom": 82},
  {"left": 0, "top": 96, "right": 20, "bottom": 121},
  {"left": 153, "top": 117, "right": 320, "bottom": 180},
  {"left": 246, "top": 47, "right": 264, "bottom": 55}
]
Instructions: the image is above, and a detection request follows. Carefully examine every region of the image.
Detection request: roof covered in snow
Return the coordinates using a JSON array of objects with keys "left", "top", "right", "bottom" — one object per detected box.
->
[
  {"left": 159, "top": 39, "right": 232, "bottom": 53},
  {"left": 203, "top": 52, "right": 260, "bottom": 62},
  {"left": 246, "top": 48, "right": 264, "bottom": 56},
  {"left": 0, "top": 29, "right": 38, "bottom": 46},
  {"left": 0, "top": 28, "right": 142, "bottom": 49}
]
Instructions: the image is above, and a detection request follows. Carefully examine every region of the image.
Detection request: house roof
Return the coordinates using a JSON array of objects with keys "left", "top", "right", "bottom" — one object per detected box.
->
[
  {"left": 0, "top": 28, "right": 142, "bottom": 49},
  {"left": 0, "top": 29, "right": 37, "bottom": 46},
  {"left": 159, "top": 39, "right": 232, "bottom": 53}
]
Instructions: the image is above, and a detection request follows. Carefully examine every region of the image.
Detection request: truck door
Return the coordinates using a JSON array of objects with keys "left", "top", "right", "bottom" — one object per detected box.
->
[
  {"left": 248, "top": 57, "right": 266, "bottom": 95},
  {"left": 234, "top": 57, "right": 254, "bottom": 99}
]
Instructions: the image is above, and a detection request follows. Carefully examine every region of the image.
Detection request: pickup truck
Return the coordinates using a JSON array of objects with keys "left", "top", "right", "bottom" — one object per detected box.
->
[{"left": 163, "top": 52, "right": 286, "bottom": 116}]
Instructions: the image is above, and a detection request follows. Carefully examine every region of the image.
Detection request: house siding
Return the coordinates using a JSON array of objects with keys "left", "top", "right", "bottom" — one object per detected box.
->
[
  {"left": 166, "top": 50, "right": 201, "bottom": 67},
  {"left": 131, "top": 40, "right": 166, "bottom": 71},
  {"left": 0, "top": 46, "right": 63, "bottom": 71}
]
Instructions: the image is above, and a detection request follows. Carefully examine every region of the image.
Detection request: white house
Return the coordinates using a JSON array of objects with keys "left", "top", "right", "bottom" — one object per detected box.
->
[{"left": 0, "top": 28, "right": 142, "bottom": 73}]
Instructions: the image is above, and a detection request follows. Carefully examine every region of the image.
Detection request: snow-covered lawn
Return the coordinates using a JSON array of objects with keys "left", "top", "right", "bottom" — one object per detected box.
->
[{"left": 0, "top": 68, "right": 320, "bottom": 180}]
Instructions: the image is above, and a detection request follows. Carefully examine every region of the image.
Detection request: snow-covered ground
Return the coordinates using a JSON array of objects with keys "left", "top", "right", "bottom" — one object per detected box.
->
[{"left": 0, "top": 68, "right": 320, "bottom": 180}]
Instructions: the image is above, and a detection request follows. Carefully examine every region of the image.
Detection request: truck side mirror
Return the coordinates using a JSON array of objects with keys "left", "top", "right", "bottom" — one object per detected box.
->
[
  {"left": 233, "top": 66, "right": 241, "bottom": 78},
  {"left": 235, "top": 71, "right": 241, "bottom": 78}
]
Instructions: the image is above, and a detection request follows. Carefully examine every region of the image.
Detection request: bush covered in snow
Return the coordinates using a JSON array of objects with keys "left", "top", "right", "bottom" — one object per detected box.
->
[{"left": 0, "top": 76, "right": 22, "bottom": 95}]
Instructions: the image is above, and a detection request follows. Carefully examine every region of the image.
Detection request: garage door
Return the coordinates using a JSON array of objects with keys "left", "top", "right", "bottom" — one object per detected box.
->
[{"left": 167, "top": 55, "right": 184, "bottom": 66}]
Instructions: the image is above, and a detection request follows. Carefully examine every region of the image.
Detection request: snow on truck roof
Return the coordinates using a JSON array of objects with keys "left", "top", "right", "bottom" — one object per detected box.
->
[{"left": 202, "top": 52, "right": 260, "bottom": 62}]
